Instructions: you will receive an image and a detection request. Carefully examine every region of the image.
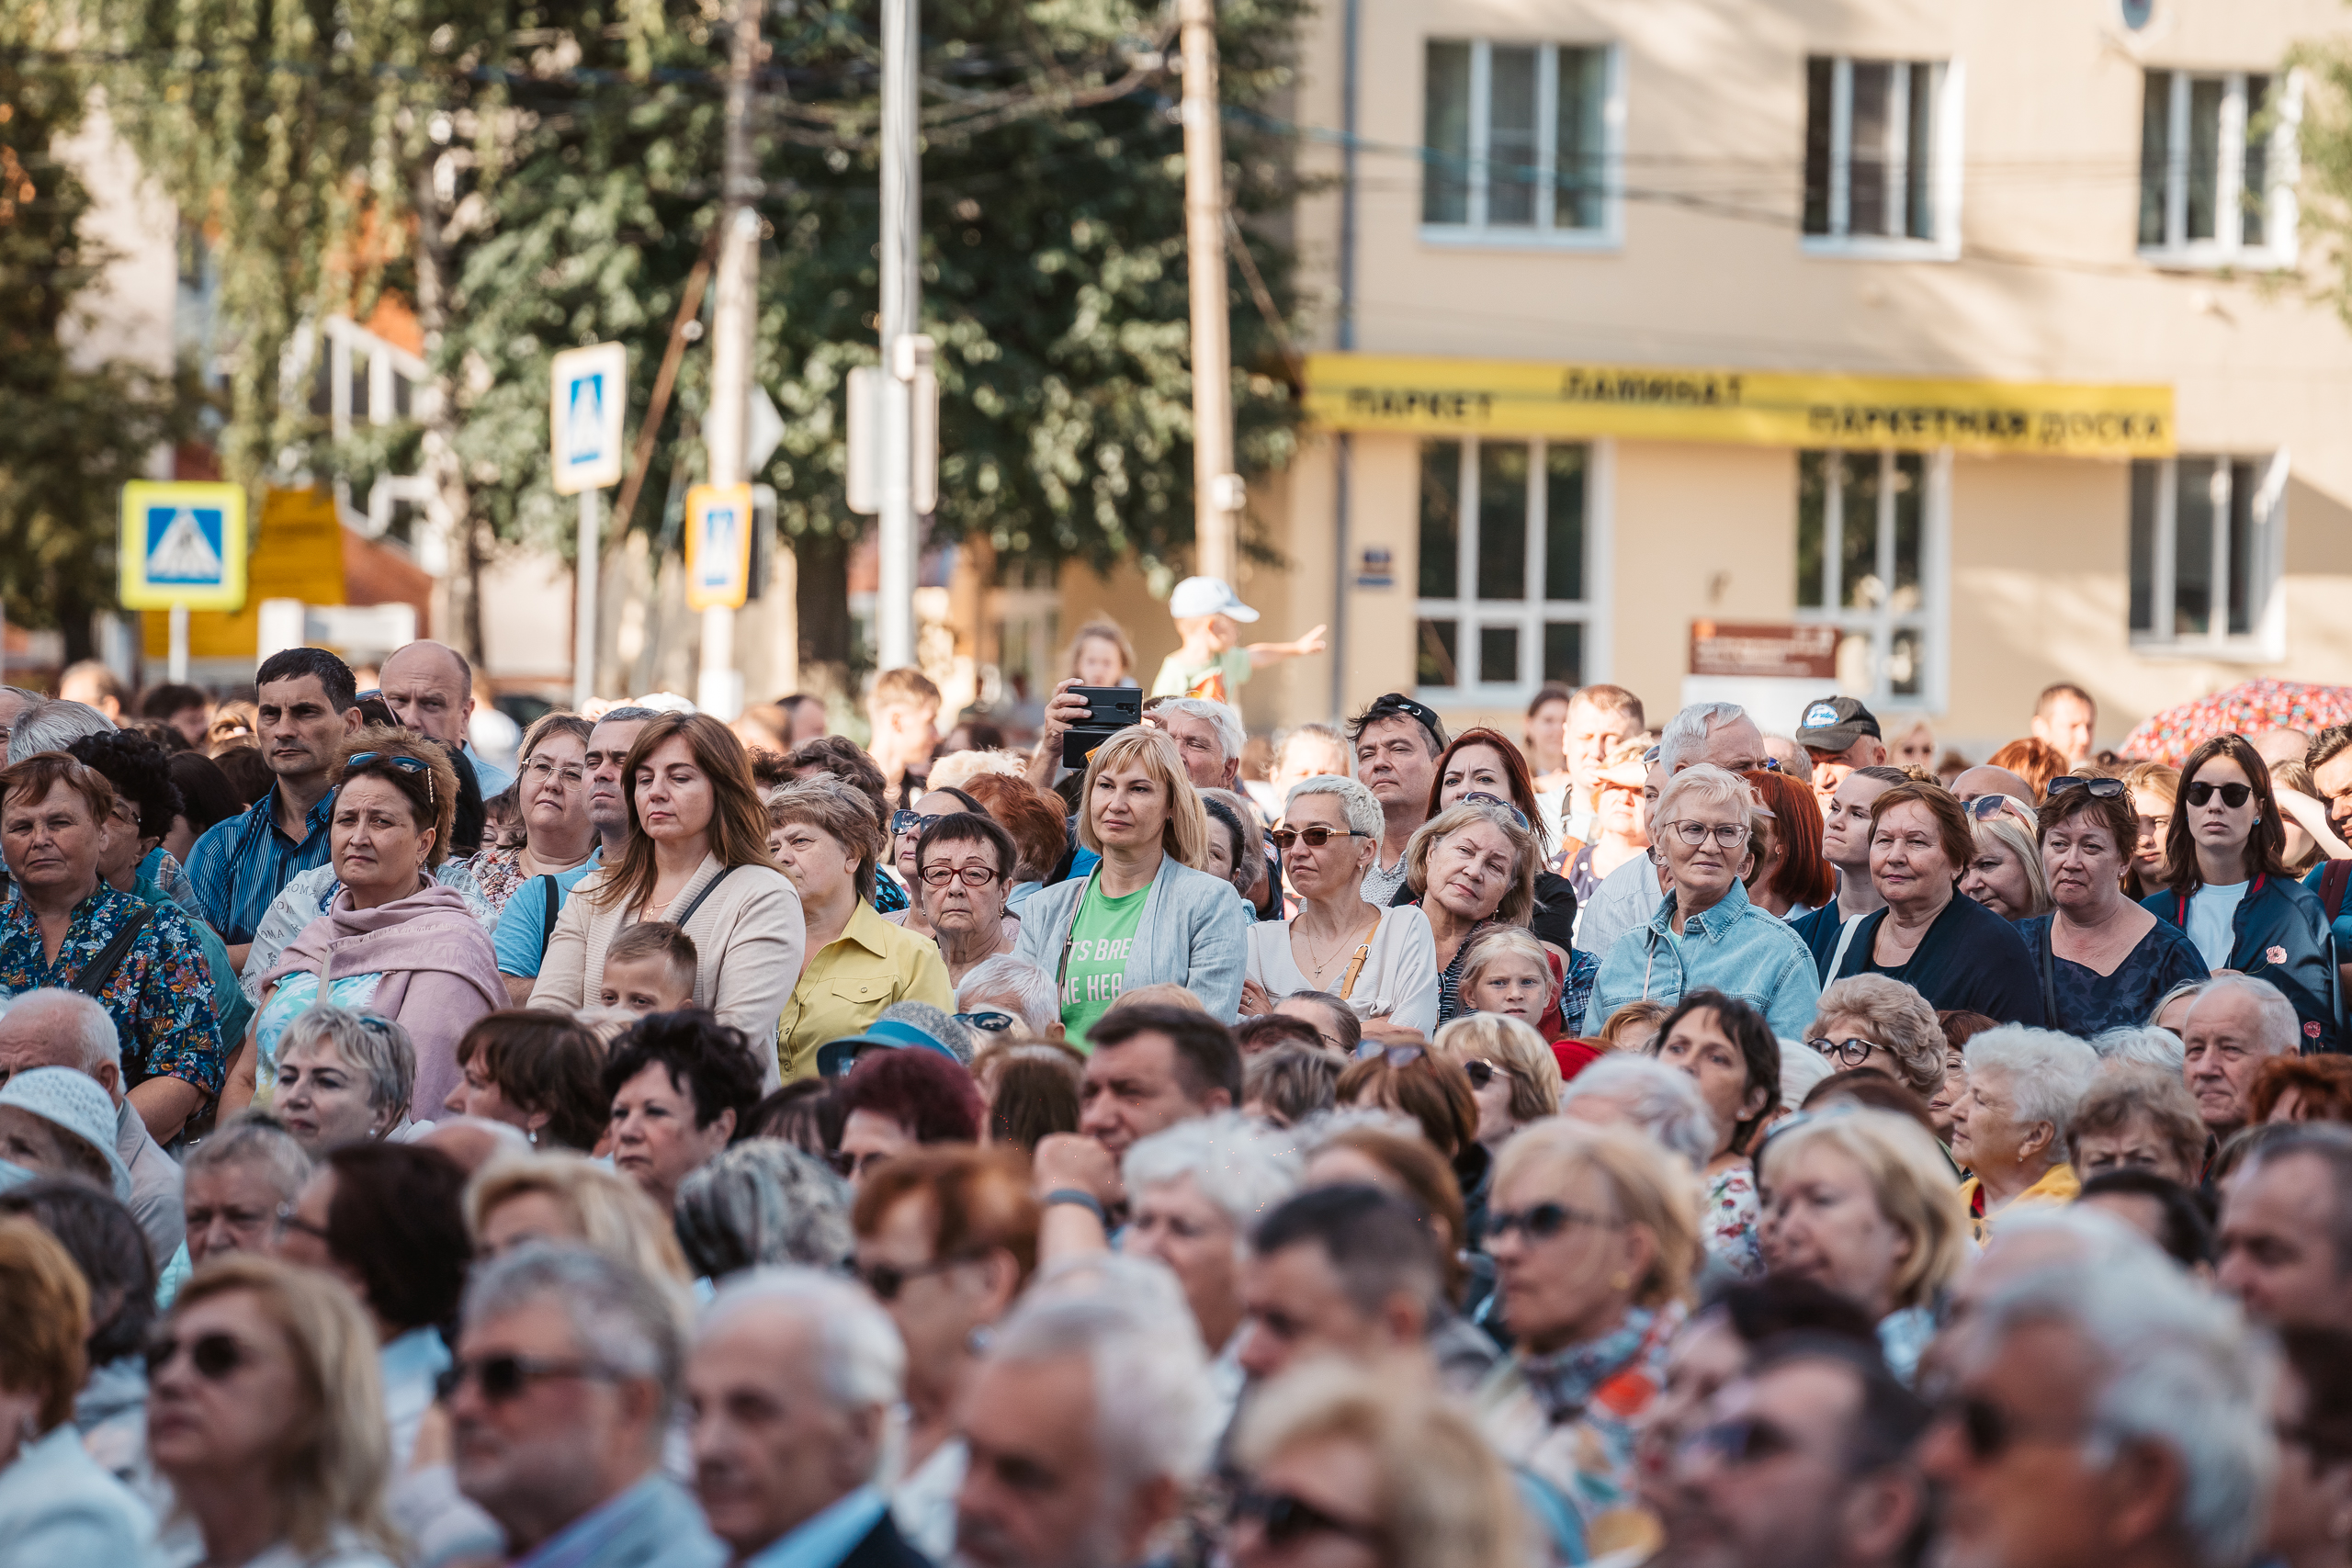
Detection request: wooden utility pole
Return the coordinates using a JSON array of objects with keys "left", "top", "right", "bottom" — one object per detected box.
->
[{"left": 1179, "top": 0, "right": 1239, "bottom": 584}]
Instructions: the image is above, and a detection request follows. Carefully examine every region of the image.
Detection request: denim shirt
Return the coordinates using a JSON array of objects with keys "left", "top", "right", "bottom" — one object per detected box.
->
[{"left": 1588, "top": 878, "right": 1821, "bottom": 1039}]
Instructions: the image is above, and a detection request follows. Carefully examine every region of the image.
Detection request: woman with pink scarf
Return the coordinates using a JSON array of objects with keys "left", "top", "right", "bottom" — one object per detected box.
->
[{"left": 243, "top": 729, "right": 506, "bottom": 1121}]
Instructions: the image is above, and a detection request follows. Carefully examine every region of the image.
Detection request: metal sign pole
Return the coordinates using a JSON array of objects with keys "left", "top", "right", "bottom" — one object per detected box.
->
[
  {"left": 574, "top": 488, "right": 601, "bottom": 711},
  {"left": 876, "top": 0, "right": 921, "bottom": 671},
  {"left": 168, "top": 604, "right": 190, "bottom": 682}
]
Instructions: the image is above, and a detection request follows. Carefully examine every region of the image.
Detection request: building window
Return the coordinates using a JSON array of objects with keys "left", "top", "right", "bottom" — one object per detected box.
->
[
  {"left": 1802, "top": 56, "right": 1961, "bottom": 256},
  {"left": 1415, "top": 437, "right": 1594, "bottom": 702},
  {"left": 1795, "top": 450, "right": 1944, "bottom": 706},
  {"left": 2138, "top": 71, "right": 2297, "bottom": 265},
  {"left": 1423, "top": 40, "right": 1621, "bottom": 245},
  {"left": 2129, "top": 455, "right": 2285, "bottom": 654}
]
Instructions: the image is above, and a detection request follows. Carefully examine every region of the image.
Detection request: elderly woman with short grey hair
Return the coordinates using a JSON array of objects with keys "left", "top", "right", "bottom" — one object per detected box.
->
[
  {"left": 673, "top": 1140, "right": 854, "bottom": 1280},
  {"left": 1239, "top": 775, "right": 1440, "bottom": 1035},
  {"left": 1950, "top": 1024, "right": 2100, "bottom": 1238},
  {"left": 1805, "top": 974, "right": 1947, "bottom": 1102},
  {"left": 1555, "top": 1054, "right": 1716, "bottom": 1171},
  {"left": 270, "top": 1007, "right": 418, "bottom": 1157}
]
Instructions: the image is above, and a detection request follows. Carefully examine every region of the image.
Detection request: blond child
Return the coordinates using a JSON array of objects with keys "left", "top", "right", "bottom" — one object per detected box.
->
[
  {"left": 1148, "top": 577, "right": 1328, "bottom": 703},
  {"left": 599, "top": 921, "right": 699, "bottom": 1015}
]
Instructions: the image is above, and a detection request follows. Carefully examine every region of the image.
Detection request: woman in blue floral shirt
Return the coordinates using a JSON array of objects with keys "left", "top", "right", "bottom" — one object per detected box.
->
[{"left": 0, "top": 752, "right": 221, "bottom": 1142}]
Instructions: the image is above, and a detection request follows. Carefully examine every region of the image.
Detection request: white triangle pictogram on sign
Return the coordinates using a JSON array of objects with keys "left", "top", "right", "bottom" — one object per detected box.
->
[{"left": 148, "top": 508, "right": 225, "bottom": 582}]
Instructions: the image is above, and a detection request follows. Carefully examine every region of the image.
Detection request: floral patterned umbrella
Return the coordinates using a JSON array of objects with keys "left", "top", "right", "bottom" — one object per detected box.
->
[{"left": 2119, "top": 680, "right": 2352, "bottom": 766}]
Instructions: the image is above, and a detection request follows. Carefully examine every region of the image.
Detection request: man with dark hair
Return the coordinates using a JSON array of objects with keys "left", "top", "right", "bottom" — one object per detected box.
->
[
  {"left": 1671, "top": 1337, "right": 1933, "bottom": 1568},
  {"left": 380, "top": 638, "right": 514, "bottom": 794},
  {"left": 1237, "top": 1184, "right": 1496, "bottom": 1390},
  {"left": 2266, "top": 1326, "right": 2352, "bottom": 1568},
  {"left": 2075, "top": 1169, "right": 2214, "bottom": 1271},
  {"left": 184, "top": 646, "right": 362, "bottom": 963},
  {"left": 2030, "top": 682, "right": 2098, "bottom": 766},
  {"left": 602, "top": 1011, "right": 763, "bottom": 1213},
  {"left": 2217, "top": 1123, "right": 2352, "bottom": 1333},
  {"left": 138, "top": 682, "right": 212, "bottom": 750},
  {"left": 1348, "top": 693, "right": 1449, "bottom": 906}
]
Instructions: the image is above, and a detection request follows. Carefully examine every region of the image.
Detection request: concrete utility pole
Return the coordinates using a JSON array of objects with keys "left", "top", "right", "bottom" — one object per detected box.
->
[
  {"left": 874, "top": 0, "right": 922, "bottom": 671},
  {"left": 700, "top": 0, "right": 763, "bottom": 719},
  {"left": 1179, "top": 0, "right": 1240, "bottom": 585}
]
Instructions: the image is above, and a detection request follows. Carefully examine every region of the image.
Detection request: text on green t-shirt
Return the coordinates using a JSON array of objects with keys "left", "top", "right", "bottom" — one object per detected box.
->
[{"left": 1058, "top": 878, "right": 1151, "bottom": 1045}]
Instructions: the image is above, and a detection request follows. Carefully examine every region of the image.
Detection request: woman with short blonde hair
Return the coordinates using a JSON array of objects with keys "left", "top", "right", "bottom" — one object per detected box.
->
[
  {"left": 1234, "top": 1359, "right": 1524, "bottom": 1568},
  {"left": 147, "top": 1255, "right": 398, "bottom": 1565},
  {"left": 465, "top": 1154, "right": 695, "bottom": 1320},
  {"left": 1433, "top": 1012, "right": 1562, "bottom": 1152},
  {"left": 1012, "top": 726, "right": 1248, "bottom": 1035},
  {"left": 1960, "top": 812, "right": 2052, "bottom": 921}
]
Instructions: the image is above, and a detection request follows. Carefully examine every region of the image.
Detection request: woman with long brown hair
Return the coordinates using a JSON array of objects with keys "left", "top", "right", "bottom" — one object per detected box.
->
[
  {"left": 530, "top": 711, "right": 804, "bottom": 1082},
  {"left": 2143, "top": 732, "right": 2335, "bottom": 1048}
]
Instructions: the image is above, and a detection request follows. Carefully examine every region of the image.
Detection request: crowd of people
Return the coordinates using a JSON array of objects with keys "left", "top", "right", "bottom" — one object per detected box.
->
[{"left": 0, "top": 588, "right": 2348, "bottom": 1568}]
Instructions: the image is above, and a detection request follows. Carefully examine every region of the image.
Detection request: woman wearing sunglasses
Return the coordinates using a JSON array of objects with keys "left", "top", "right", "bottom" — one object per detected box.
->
[
  {"left": 1589, "top": 765, "right": 1822, "bottom": 1043},
  {"left": 2143, "top": 734, "right": 2336, "bottom": 1048},
  {"left": 245, "top": 730, "right": 507, "bottom": 1120},
  {"left": 1241, "top": 776, "right": 1440, "bottom": 1038},
  {"left": 146, "top": 1255, "right": 401, "bottom": 1567},
  {"left": 2010, "top": 776, "right": 2210, "bottom": 1038}
]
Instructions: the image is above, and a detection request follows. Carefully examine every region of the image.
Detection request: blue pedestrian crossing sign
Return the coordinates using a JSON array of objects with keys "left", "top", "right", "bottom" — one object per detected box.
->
[
  {"left": 684, "top": 483, "right": 753, "bottom": 610},
  {"left": 119, "top": 481, "right": 247, "bottom": 611},
  {"left": 550, "top": 342, "right": 628, "bottom": 494}
]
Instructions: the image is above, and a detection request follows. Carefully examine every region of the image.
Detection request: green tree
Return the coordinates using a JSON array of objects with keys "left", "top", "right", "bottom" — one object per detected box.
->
[{"left": 0, "top": 48, "right": 202, "bottom": 658}]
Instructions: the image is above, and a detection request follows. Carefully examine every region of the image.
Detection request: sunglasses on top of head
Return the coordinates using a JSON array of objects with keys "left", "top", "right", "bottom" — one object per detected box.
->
[
  {"left": 1459, "top": 791, "right": 1531, "bottom": 829},
  {"left": 2048, "top": 775, "right": 2127, "bottom": 800}
]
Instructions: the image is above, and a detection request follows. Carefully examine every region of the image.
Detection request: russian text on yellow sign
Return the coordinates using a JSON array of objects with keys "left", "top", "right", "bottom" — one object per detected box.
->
[
  {"left": 684, "top": 483, "right": 753, "bottom": 611},
  {"left": 1304, "top": 354, "right": 2175, "bottom": 458},
  {"left": 119, "top": 481, "right": 249, "bottom": 610}
]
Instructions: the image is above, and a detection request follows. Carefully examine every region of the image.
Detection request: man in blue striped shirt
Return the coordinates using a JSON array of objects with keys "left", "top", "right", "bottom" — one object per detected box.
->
[{"left": 183, "top": 647, "right": 363, "bottom": 967}]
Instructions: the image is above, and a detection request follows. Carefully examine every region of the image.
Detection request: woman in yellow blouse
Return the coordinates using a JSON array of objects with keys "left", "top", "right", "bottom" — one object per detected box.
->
[{"left": 768, "top": 774, "right": 953, "bottom": 1078}]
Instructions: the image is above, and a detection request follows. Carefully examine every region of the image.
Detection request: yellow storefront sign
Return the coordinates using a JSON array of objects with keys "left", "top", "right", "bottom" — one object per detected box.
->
[{"left": 1305, "top": 353, "right": 2174, "bottom": 458}]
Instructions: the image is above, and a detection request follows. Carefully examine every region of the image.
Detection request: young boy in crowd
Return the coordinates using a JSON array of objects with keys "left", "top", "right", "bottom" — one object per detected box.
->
[
  {"left": 1149, "top": 576, "right": 1328, "bottom": 704},
  {"left": 598, "top": 922, "right": 699, "bottom": 1015},
  {"left": 865, "top": 666, "right": 942, "bottom": 808}
]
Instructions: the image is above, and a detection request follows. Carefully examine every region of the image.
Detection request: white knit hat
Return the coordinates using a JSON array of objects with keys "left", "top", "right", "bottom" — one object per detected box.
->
[{"left": 0, "top": 1066, "right": 132, "bottom": 1202}]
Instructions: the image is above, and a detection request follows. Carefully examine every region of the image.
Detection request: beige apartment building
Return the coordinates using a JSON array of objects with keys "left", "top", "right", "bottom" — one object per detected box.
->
[{"left": 1051, "top": 0, "right": 2352, "bottom": 758}]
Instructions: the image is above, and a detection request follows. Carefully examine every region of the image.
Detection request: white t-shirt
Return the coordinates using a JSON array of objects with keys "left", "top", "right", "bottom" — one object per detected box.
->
[
  {"left": 2187, "top": 880, "right": 2248, "bottom": 969},
  {"left": 1246, "top": 904, "right": 1441, "bottom": 1033}
]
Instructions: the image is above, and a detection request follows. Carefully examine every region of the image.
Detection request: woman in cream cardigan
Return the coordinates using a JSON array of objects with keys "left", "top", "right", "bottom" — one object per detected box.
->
[{"left": 530, "top": 712, "right": 803, "bottom": 1087}]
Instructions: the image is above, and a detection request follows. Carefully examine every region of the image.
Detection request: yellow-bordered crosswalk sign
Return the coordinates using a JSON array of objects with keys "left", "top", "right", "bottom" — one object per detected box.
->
[{"left": 119, "top": 481, "right": 248, "bottom": 611}]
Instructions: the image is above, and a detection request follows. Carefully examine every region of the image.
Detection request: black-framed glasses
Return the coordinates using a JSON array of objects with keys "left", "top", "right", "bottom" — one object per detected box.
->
[
  {"left": 1806, "top": 1035, "right": 1880, "bottom": 1067},
  {"left": 890, "top": 809, "right": 943, "bottom": 837},
  {"left": 1229, "top": 1486, "right": 1385, "bottom": 1551},
  {"left": 921, "top": 862, "right": 1002, "bottom": 887},
  {"left": 1460, "top": 791, "right": 1531, "bottom": 829},
  {"left": 344, "top": 750, "right": 435, "bottom": 805},
  {"left": 857, "top": 1254, "right": 980, "bottom": 1302},
  {"left": 2184, "top": 781, "right": 2254, "bottom": 809},
  {"left": 956, "top": 1009, "right": 1018, "bottom": 1033},
  {"left": 435, "top": 1353, "right": 627, "bottom": 1404},
  {"left": 145, "top": 1331, "right": 251, "bottom": 1383},
  {"left": 2048, "top": 776, "right": 2126, "bottom": 799},
  {"left": 1486, "top": 1201, "right": 1619, "bottom": 1242},
  {"left": 1663, "top": 818, "right": 1751, "bottom": 848},
  {"left": 1270, "top": 825, "right": 1370, "bottom": 851}
]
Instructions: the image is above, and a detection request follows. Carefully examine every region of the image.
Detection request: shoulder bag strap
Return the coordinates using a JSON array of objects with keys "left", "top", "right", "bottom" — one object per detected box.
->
[
  {"left": 669, "top": 864, "right": 738, "bottom": 930},
  {"left": 1826, "top": 912, "right": 1864, "bottom": 977},
  {"left": 73, "top": 905, "right": 153, "bottom": 998},
  {"left": 2323, "top": 859, "right": 2352, "bottom": 919},
  {"left": 2039, "top": 921, "right": 2059, "bottom": 1025},
  {"left": 538, "top": 874, "right": 561, "bottom": 949}
]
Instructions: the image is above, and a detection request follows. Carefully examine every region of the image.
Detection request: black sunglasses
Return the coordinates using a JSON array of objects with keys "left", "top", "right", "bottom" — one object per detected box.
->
[
  {"left": 344, "top": 750, "right": 436, "bottom": 805},
  {"left": 2184, "top": 780, "right": 2254, "bottom": 809},
  {"left": 1230, "top": 1487, "right": 1384, "bottom": 1550},
  {"left": 891, "top": 809, "right": 944, "bottom": 837},
  {"left": 1968, "top": 794, "right": 2028, "bottom": 820},
  {"left": 435, "top": 1353, "right": 625, "bottom": 1404},
  {"left": 2048, "top": 776, "right": 2127, "bottom": 799},
  {"left": 1486, "top": 1200, "right": 1618, "bottom": 1243},
  {"left": 1366, "top": 694, "right": 1445, "bottom": 747},
  {"left": 145, "top": 1331, "right": 250, "bottom": 1383},
  {"left": 955, "top": 1009, "right": 1018, "bottom": 1033},
  {"left": 1462, "top": 1056, "right": 1516, "bottom": 1091},
  {"left": 1460, "top": 790, "right": 1532, "bottom": 829},
  {"left": 1270, "top": 825, "right": 1370, "bottom": 851}
]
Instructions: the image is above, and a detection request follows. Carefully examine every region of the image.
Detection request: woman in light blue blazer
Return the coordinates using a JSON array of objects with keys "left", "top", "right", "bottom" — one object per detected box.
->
[
  {"left": 1013, "top": 725, "right": 1252, "bottom": 1040},
  {"left": 0, "top": 1218, "right": 153, "bottom": 1568}
]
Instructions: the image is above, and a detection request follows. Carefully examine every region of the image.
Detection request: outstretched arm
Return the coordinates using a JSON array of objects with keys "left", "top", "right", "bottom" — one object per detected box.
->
[{"left": 1246, "top": 625, "right": 1329, "bottom": 668}]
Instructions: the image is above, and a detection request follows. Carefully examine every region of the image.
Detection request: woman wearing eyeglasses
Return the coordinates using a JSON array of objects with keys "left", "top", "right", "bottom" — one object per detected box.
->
[
  {"left": 1431, "top": 1011, "right": 1564, "bottom": 1153},
  {"left": 146, "top": 1255, "right": 401, "bottom": 1567},
  {"left": 1241, "top": 776, "right": 1440, "bottom": 1037},
  {"left": 2009, "top": 777, "right": 2210, "bottom": 1038},
  {"left": 883, "top": 785, "right": 987, "bottom": 938},
  {"left": 467, "top": 713, "right": 597, "bottom": 912},
  {"left": 1804, "top": 976, "right": 1949, "bottom": 1106},
  {"left": 1589, "top": 765, "right": 1822, "bottom": 1042},
  {"left": 912, "top": 813, "right": 1023, "bottom": 984},
  {"left": 2143, "top": 734, "right": 2336, "bottom": 1048},
  {"left": 244, "top": 731, "right": 507, "bottom": 1120},
  {"left": 1828, "top": 782, "right": 2046, "bottom": 1027}
]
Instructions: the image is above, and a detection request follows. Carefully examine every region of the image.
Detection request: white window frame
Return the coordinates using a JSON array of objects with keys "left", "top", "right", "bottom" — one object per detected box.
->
[
  {"left": 1793, "top": 447, "right": 1951, "bottom": 711},
  {"left": 1801, "top": 57, "right": 1965, "bottom": 261},
  {"left": 1413, "top": 436, "right": 1611, "bottom": 708},
  {"left": 2138, "top": 69, "right": 2301, "bottom": 269},
  {"left": 2128, "top": 452, "right": 2289, "bottom": 661},
  {"left": 1419, "top": 40, "right": 1625, "bottom": 251}
]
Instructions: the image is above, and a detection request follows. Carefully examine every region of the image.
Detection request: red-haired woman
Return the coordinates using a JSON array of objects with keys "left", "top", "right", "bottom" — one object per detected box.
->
[
  {"left": 1742, "top": 767, "right": 1836, "bottom": 919},
  {"left": 1415, "top": 726, "right": 1579, "bottom": 955}
]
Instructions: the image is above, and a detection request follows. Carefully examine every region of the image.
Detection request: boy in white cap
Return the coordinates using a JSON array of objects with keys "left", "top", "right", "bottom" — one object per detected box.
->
[{"left": 1148, "top": 576, "right": 1328, "bottom": 703}]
